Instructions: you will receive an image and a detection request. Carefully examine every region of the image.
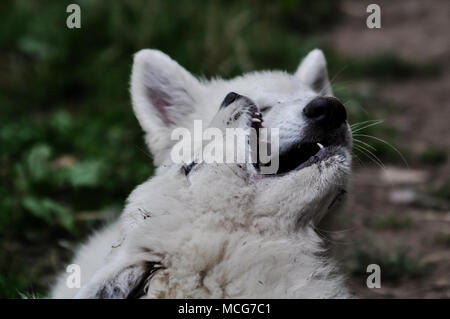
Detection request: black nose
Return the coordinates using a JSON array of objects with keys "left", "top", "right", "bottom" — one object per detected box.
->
[{"left": 303, "top": 97, "right": 347, "bottom": 129}]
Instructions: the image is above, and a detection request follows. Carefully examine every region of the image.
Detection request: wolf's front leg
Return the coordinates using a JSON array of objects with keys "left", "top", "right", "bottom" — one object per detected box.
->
[{"left": 51, "top": 221, "right": 122, "bottom": 298}]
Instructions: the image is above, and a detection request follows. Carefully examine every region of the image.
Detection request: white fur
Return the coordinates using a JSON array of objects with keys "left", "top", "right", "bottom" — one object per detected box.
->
[{"left": 51, "top": 49, "right": 353, "bottom": 299}]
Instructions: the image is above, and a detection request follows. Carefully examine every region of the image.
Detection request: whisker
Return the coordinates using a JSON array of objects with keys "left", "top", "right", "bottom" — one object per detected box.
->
[
  {"left": 135, "top": 144, "right": 154, "bottom": 162},
  {"left": 350, "top": 119, "right": 379, "bottom": 126},
  {"left": 342, "top": 99, "right": 371, "bottom": 116},
  {"left": 350, "top": 119, "right": 383, "bottom": 129},
  {"left": 352, "top": 153, "right": 365, "bottom": 167},
  {"left": 319, "top": 65, "right": 348, "bottom": 96},
  {"left": 352, "top": 144, "right": 385, "bottom": 169},
  {"left": 353, "top": 133, "right": 409, "bottom": 167},
  {"left": 353, "top": 138, "right": 376, "bottom": 151},
  {"left": 351, "top": 120, "right": 384, "bottom": 133},
  {"left": 341, "top": 99, "right": 352, "bottom": 108}
]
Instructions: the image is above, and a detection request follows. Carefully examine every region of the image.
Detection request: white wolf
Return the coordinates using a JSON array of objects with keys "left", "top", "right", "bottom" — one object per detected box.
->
[{"left": 51, "top": 48, "right": 353, "bottom": 298}]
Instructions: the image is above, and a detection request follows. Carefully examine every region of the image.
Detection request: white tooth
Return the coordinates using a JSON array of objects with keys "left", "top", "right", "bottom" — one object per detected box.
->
[
  {"left": 251, "top": 118, "right": 261, "bottom": 123},
  {"left": 317, "top": 143, "right": 324, "bottom": 149}
]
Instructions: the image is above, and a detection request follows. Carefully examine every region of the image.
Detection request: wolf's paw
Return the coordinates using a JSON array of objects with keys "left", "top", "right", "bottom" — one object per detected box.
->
[{"left": 210, "top": 92, "right": 263, "bottom": 131}]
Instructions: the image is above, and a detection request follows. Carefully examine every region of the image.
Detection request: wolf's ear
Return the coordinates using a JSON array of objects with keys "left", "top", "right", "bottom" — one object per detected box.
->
[
  {"left": 131, "top": 49, "right": 203, "bottom": 165},
  {"left": 295, "top": 49, "right": 332, "bottom": 96}
]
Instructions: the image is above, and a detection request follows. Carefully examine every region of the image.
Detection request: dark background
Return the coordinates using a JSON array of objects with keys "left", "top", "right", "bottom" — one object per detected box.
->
[{"left": 0, "top": 0, "right": 449, "bottom": 298}]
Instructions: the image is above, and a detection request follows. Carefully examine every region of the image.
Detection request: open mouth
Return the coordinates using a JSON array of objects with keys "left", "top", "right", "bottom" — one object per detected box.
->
[
  {"left": 250, "top": 110, "right": 333, "bottom": 175},
  {"left": 273, "top": 142, "right": 329, "bottom": 174},
  {"left": 258, "top": 141, "right": 331, "bottom": 175}
]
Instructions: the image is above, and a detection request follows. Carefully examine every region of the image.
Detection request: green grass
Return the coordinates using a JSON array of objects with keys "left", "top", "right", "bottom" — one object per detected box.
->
[
  {"left": 0, "top": 273, "right": 28, "bottom": 299},
  {"left": 346, "top": 245, "right": 432, "bottom": 283},
  {"left": 432, "top": 233, "right": 450, "bottom": 248},
  {"left": 418, "top": 146, "right": 448, "bottom": 166},
  {"left": 326, "top": 50, "right": 440, "bottom": 80},
  {"left": 428, "top": 181, "right": 450, "bottom": 201},
  {"left": 367, "top": 214, "right": 414, "bottom": 231}
]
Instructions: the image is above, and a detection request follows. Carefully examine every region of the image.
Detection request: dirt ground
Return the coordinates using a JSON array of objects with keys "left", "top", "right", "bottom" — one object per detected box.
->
[{"left": 324, "top": 0, "right": 450, "bottom": 298}]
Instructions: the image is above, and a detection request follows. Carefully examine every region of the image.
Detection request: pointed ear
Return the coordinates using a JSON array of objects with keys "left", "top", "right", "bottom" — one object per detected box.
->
[
  {"left": 295, "top": 49, "right": 332, "bottom": 95},
  {"left": 130, "top": 49, "right": 202, "bottom": 165}
]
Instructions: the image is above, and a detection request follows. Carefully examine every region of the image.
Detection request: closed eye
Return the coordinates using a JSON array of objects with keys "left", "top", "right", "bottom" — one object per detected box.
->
[{"left": 259, "top": 105, "right": 272, "bottom": 112}]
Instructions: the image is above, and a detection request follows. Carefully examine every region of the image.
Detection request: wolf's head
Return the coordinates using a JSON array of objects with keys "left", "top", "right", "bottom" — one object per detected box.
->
[
  {"left": 74, "top": 49, "right": 353, "bottom": 298},
  {"left": 129, "top": 49, "right": 352, "bottom": 229}
]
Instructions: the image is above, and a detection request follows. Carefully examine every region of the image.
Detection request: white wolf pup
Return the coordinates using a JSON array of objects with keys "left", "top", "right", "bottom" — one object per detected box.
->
[{"left": 51, "top": 48, "right": 353, "bottom": 298}]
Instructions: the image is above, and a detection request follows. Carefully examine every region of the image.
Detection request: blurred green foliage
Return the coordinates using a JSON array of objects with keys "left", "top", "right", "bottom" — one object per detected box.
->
[
  {"left": 418, "top": 146, "right": 447, "bottom": 166},
  {"left": 432, "top": 233, "right": 450, "bottom": 248},
  {"left": 429, "top": 181, "right": 450, "bottom": 201},
  {"left": 367, "top": 214, "right": 414, "bottom": 231},
  {"left": 327, "top": 51, "right": 439, "bottom": 80}
]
